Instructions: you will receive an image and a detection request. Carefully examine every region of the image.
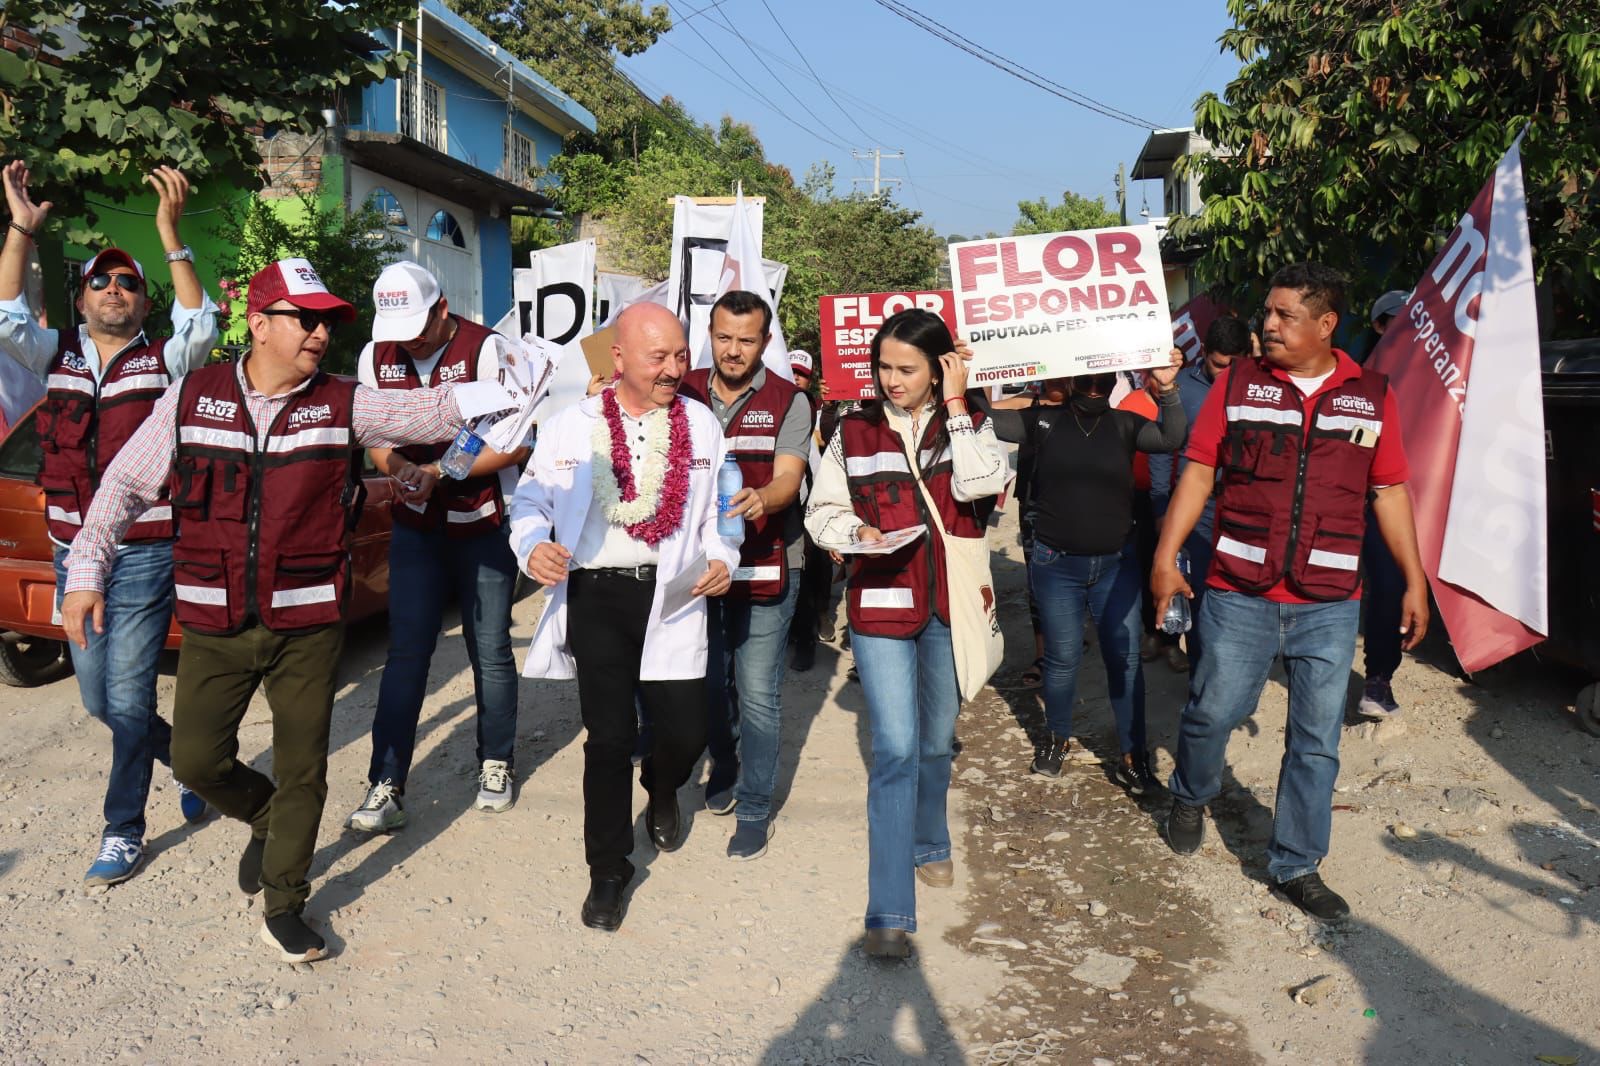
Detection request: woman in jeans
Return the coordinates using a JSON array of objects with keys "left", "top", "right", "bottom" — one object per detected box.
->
[
  {"left": 805, "top": 309, "right": 1006, "bottom": 958},
  {"left": 982, "top": 355, "right": 1185, "bottom": 790}
]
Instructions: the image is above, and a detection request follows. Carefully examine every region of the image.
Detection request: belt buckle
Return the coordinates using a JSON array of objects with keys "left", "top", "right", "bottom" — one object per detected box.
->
[{"left": 629, "top": 565, "right": 651, "bottom": 581}]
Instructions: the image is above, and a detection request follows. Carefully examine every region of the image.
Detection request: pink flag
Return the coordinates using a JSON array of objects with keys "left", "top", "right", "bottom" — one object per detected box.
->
[{"left": 1369, "top": 137, "right": 1547, "bottom": 672}]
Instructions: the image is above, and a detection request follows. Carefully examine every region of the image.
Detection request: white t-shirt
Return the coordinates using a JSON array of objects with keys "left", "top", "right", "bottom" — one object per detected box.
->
[
  {"left": 572, "top": 405, "right": 663, "bottom": 569},
  {"left": 357, "top": 328, "right": 520, "bottom": 501},
  {"left": 1289, "top": 369, "right": 1334, "bottom": 397}
]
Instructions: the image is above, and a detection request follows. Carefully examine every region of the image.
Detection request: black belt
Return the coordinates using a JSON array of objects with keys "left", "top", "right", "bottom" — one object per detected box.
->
[{"left": 576, "top": 565, "right": 658, "bottom": 582}]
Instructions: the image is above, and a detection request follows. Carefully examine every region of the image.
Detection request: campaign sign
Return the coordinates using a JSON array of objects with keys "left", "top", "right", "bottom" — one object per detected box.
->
[
  {"left": 950, "top": 227, "right": 1173, "bottom": 386},
  {"left": 818, "top": 290, "right": 958, "bottom": 400}
]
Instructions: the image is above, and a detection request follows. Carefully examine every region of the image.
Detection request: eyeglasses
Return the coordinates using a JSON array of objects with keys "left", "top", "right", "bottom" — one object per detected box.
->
[
  {"left": 259, "top": 307, "right": 340, "bottom": 333},
  {"left": 85, "top": 273, "right": 142, "bottom": 293}
]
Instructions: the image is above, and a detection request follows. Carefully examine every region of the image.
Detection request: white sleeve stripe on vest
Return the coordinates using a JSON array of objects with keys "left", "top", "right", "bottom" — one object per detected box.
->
[
  {"left": 99, "top": 373, "right": 170, "bottom": 399},
  {"left": 179, "top": 426, "right": 255, "bottom": 450},
  {"left": 46, "top": 505, "right": 82, "bottom": 525},
  {"left": 446, "top": 498, "right": 498, "bottom": 523},
  {"left": 271, "top": 584, "right": 338, "bottom": 607},
  {"left": 845, "top": 452, "right": 911, "bottom": 478},
  {"left": 1216, "top": 535, "right": 1268, "bottom": 564},
  {"left": 726, "top": 435, "right": 778, "bottom": 453},
  {"left": 860, "top": 587, "right": 915, "bottom": 609},
  {"left": 175, "top": 583, "right": 226, "bottom": 605},
  {"left": 47, "top": 374, "right": 96, "bottom": 394},
  {"left": 1314, "top": 414, "right": 1384, "bottom": 434},
  {"left": 1225, "top": 405, "right": 1303, "bottom": 426},
  {"left": 1307, "top": 548, "right": 1361, "bottom": 571},
  {"left": 265, "top": 427, "right": 352, "bottom": 453},
  {"left": 731, "top": 565, "right": 782, "bottom": 582}
]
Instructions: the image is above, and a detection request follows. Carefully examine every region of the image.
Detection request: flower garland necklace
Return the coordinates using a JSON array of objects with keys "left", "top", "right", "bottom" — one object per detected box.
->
[{"left": 591, "top": 386, "right": 691, "bottom": 546}]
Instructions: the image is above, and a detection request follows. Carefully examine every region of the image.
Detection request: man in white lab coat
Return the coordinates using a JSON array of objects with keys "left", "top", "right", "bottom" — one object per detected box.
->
[{"left": 511, "top": 303, "right": 739, "bottom": 932}]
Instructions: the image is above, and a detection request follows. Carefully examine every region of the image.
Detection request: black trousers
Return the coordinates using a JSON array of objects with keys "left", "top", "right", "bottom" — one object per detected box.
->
[{"left": 567, "top": 570, "right": 705, "bottom": 879}]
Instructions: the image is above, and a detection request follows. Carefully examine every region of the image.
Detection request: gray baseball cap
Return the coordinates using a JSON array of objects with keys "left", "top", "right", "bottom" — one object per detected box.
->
[{"left": 1370, "top": 289, "right": 1408, "bottom": 325}]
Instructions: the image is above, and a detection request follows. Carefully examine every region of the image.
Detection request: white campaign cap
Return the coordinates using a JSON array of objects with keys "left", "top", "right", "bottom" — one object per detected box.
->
[{"left": 371, "top": 260, "right": 442, "bottom": 342}]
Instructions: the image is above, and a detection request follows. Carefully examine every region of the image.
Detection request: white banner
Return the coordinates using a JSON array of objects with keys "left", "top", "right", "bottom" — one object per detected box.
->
[
  {"left": 951, "top": 226, "right": 1173, "bottom": 387},
  {"left": 596, "top": 272, "right": 650, "bottom": 327},
  {"left": 1436, "top": 138, "right": 1548, "bottom": 634},
  {"left": 492, "top": 240, "right": 596, "bottom": 421}
]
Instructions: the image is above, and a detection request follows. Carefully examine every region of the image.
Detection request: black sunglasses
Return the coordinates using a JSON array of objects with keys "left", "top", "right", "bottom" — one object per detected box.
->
[
  {"left": 260, "top": 307, "right": 340, "bottom": 333},
  {"left": 85, "top": 273, "right": 142, "bottom": 293}
]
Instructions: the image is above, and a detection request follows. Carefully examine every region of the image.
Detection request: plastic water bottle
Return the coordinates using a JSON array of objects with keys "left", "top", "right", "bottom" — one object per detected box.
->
[
  {"left": 716, "top": 456, "right": 743, "bottom": 537},
  {"left": 1160, "top": 549, "right": 1192, "bottom": 635},
  {"left": 439, "top": 422, "right": 486, "bottom": 480}
]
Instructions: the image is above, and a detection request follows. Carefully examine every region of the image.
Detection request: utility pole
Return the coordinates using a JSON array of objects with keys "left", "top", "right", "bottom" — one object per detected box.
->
[
  {"left": 852, "top": 148, "right": 904, "bottom": 197},
  {"left": 1115, "top": 163, "right": 1127, "bottom": 225}
]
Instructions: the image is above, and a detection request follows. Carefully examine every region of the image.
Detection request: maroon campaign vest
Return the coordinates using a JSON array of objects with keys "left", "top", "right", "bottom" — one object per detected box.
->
[
  {"left": 1211, "top": 357, "right": 1388, "bottom": 601},
  {"left": 39, "top": 332, "right": 175, "bottom": 543},
  {"left": 837, "top": 404, "right": 993, "bottom": 638},
  {"left": 370, "top": 315, "right": 504, "bottom": 538},
  {"left": 680, "top": 368, "right": 809, "bottom": 602},
  {"left": 168, "top": 363, "right": 361, "bottom": 635}
]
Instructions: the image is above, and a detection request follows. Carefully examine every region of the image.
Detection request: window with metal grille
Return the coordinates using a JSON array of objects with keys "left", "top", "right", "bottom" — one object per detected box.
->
[
  {"left": 502, "top": 127, "right": 536, "bottom": 189},
  {"left": 400, "top": 67, "right": 446, "bottom": 152}
]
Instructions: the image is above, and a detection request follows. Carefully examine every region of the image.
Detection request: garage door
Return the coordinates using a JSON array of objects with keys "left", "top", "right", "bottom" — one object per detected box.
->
[{"left": 350, "top": 166, "right": 483, "bottom": 323}]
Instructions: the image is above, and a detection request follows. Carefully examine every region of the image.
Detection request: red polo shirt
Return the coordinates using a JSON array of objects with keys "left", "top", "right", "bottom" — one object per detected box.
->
[{"left": 1184, "top": 351, "right": 1410, "bottom": 603}]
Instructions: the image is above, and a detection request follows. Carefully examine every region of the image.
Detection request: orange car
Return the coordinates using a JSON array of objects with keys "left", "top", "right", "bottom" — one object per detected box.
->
[{"left": 0, "top": 399, "right": 395, "bottom": 686}]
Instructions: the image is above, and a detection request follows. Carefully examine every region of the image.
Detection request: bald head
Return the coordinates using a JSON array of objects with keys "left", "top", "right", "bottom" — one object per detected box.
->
[{"left": 611, "top": 302, "right": 689, "bottom": 413}]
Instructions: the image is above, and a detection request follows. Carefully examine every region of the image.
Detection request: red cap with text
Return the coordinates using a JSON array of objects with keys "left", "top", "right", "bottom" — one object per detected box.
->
[{"left": 246, "top": 258, "right": 357, "bottom": 321}]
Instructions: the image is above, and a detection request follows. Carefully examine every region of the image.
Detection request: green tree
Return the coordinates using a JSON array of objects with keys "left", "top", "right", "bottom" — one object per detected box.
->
[
  {"left": 213, "top": 193, "right": 402, "bottom": 374},
  {"left": 1170, "top": 0, "right": 1600, "bottom": 334},
  {"left": 450, "top": 0, "right": 671, "bottom": 136},
  {"left": 0, "top": 0, "right": 413, "bottom": 245},
  {"left": 1011, "top": 190, "right": 1120, "bottom": 236}
]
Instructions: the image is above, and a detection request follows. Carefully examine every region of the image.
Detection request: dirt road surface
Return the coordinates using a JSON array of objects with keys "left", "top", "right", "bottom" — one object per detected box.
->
[{"left": 1, "top": 514, "right": 1596, "bottom": 1063}]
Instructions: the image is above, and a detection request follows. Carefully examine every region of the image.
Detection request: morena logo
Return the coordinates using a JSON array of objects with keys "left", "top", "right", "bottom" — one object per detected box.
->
[
  {"left": 195, "top": 396, "right": 239, "bottom": 422},
  {"left": 742, "top": 409, "right": 776, "bottom": 427},
  {"left": 287, "top": 404, "right": 332, "bottom": 428},
  {"left": 1331, "top": 394, "right": 1377, "bottom": 416},
  {"left": 121, "top": 353, "right": 161, "bottom": 374},
  {"left": 1246, "top": 382, "right": 1284, "bottom": 404}
]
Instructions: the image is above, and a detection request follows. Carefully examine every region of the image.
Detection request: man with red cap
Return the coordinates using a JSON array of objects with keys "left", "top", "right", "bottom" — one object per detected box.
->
[
  {"left": 59, "top": 257, "right": 513, "bottom": 963},
  {"left": 1, "top": 160, "right": 217, "bottom": 889}
]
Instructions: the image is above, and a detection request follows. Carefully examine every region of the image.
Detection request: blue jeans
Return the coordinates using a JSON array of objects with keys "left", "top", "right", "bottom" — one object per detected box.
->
[
  {"left": 704, "top": 570, "right": 801, "bottom": 823},
  {"left": 368, "top": 523, "right": 519, "bottom": 788},
  {"left": 1182, "top": 516, "right": 1215, "bottom": 668},
  {"left": 53, "top": 542, "right": 175, "bottom": 841},
  {"left": 852, "top": 617, "right": 960, "bottom": 933},
  {"left": 1028, "top": 539, "right": 1147, "bottom": 754},
  {"left": 1361, "top": 515, "right": 1404, "bottom": 681},
  {"left": 1169, "top": 589, "right": 1361, "bottom": 883}
]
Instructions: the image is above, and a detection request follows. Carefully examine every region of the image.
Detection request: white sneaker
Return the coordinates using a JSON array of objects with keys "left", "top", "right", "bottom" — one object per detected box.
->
[
  {"left": 475, "top": 759, "right": 514, "bottom": 813},
  {"left": 347, "top": 780, "right": 407, "bottom": 833}
]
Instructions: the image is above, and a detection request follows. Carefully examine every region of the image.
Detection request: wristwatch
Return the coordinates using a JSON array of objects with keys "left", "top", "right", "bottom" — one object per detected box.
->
[{"left": 164, "top": 245, "right": 194, "bottom": 263}]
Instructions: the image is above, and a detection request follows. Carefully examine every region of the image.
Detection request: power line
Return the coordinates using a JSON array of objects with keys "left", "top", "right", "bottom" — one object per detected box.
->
[
  {"left": 699, "top": 4, "right": 859, "bottom": 150},
  {"left": 869, "top": 0, "right": 1160, "bottom": 130},
  {"left": 753, "top": 0, "right": 882, "bottom": 146},
  {"left": 661, "top": 2, "right": 852, "bottom": 152}
]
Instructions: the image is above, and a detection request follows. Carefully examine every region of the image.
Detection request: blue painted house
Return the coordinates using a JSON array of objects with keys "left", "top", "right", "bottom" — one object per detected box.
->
[{"left": 327, "top": 0, "right": 596, "bottom": 325}]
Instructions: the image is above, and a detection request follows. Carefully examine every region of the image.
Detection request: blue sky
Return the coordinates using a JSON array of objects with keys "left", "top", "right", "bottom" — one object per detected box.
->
[{"left": 618, "top": 0, "right": 1240, "bottom": 236}]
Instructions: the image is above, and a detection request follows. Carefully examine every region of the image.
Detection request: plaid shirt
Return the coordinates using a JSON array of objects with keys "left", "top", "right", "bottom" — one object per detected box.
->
[{"left": 63, "top": 356, "right": 465, "bottom": 596}]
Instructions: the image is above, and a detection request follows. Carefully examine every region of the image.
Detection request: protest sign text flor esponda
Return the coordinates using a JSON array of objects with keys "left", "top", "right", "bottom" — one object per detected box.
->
[{"left": 951, "top": 226, "right": 1174, "bottom": 385}]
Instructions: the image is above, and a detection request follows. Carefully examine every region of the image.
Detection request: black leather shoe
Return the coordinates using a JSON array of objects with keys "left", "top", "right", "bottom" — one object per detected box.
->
[
  {"left": 581, "top": 875, "right": 628, "bottom": 931},
  {"left": 790, "top": 643, "right": 815, "bottom": 672},
  {"left": 1165, "top": 799, "right": 1205, "bottom": 854},
  {"left": 1276, "top": 872, "right": 1351, "bottom": 921},
  {"left": 647, "top": 793, "right": 684, "bottom": 852}
]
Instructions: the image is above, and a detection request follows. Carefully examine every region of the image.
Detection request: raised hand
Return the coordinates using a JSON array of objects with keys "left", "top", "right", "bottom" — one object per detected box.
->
[{"left": 3, "top": 161, "right": 52, "bottom": 233}]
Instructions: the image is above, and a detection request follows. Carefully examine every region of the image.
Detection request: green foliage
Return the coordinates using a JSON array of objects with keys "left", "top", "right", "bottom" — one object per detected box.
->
[
  {"left": 1171, "top": 0, "right": 1600, "bottom": 336},
  {"left": 1011, "top": 190, "right": 1121, "bottom": 236},
  {"left": 450, "top": 0, "right": 671, "bottom": 136},
  {"left": 0, "top": 0, "right": 412, "bottom": 245},
  {"left": 213, "top": 194, "right": 402, "bottom": 375}
]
